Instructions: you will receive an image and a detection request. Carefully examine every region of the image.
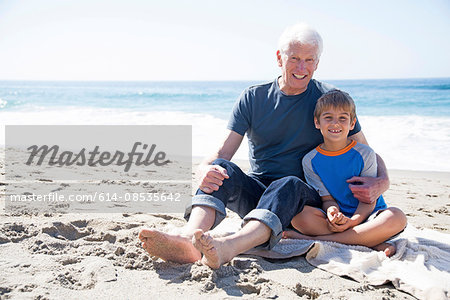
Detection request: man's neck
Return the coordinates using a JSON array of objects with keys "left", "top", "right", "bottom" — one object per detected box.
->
[{"left": 277, "top": 77, "right": 307, "bottom": 96}]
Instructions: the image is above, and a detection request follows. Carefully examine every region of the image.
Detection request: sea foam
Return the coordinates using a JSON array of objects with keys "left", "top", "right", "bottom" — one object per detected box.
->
[{"left": 0, "top": 108, "right": 448, "bottom": 172}]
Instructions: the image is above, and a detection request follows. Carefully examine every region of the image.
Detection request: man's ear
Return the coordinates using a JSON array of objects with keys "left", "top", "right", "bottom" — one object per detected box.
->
[
  {"left": 314, "top": 117, "right": 320, "bottom": 129},
  {"left": 276, "top": 50, "right": 283, "bottom": 67},
  {"left": 314, "top": 59, "right": 320, "bottom": 71},
  {"left": 350, "top": 117, "right": 357, "bottom": 130}
]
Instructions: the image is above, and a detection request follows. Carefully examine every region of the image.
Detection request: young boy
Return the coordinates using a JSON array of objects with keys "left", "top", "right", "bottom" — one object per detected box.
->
[{"left": 283, "top": 90, "right": 407, "bottom": 257}]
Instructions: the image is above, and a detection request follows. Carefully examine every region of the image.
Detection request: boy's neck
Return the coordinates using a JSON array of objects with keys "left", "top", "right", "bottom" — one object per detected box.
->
[{"left": 320, "top": 138, "right": 354, "bottom": 152}]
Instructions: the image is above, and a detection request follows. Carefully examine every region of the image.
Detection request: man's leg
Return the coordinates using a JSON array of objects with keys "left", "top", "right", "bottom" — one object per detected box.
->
[
  {"left": 139, "top": 206, "right": 214, "bottom": 264},
  {"left": 193, "top": 176, "right": 321, "bottom": 268},
  {"left": 192, "top": 220, "right": 271, "bottom": 269},
  {"left": 139, "top": 159, "right": 266, "bottom": 263}
]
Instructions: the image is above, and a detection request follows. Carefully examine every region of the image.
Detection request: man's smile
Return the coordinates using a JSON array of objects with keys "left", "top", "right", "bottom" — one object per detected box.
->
[{"left": 293, "top": 74, "right": 307, "bottom": 80}]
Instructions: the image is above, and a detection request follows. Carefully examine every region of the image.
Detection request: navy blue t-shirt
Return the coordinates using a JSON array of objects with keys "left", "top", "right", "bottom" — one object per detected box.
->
[{"left": 227, "top": 78, "right": 361, "bottom": 181}]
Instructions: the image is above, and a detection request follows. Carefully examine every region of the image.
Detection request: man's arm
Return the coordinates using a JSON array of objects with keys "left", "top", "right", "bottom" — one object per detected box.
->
[
  {"left": 348, "top": 131, "right": 390, "bottom": 204},
  {"left": 197, "top": 130, "right": 244, "bottom": 193}
]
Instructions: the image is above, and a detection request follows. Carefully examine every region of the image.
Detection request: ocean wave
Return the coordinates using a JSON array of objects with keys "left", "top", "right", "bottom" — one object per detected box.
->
[
  {"left": 0, "top": 108, "right": 448, "bottom": 172},
  {"left": 0, "top": 98, "right": 7, "bottom": 109}
]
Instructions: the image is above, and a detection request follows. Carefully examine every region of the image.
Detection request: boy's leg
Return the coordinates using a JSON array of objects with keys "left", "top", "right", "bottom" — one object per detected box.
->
[
  {"left": 193, "top": 176, "right": 322, "bottom": 268},
  {"left": 286, "top": 206, "right": 333, "bottom": 236},
  {"left": 285, "top": 207, "right": 407, "bottom": 256},
  {"left": 139, "top": 159, "right": 266, "bottom": 263}
]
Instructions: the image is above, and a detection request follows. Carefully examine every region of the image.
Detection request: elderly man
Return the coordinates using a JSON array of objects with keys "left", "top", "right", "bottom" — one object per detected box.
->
[{"left": 139, "top": 23, "right": 389, "bottom": 269}]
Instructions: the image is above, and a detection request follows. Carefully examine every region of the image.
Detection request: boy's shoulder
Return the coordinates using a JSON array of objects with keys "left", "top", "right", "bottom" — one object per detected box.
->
[
  {"left": 352, "top": 142, "right": 376, "bottom": 161},
  {"left": 353, "top": 142, "right": 375, "bottom": 154},
  {"left": 302, "top": 147, "right": 319, "bottom": 167}
]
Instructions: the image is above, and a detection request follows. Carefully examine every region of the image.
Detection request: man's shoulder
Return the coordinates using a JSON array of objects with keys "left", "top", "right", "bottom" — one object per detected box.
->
[
  {"left": 245, "top": 79, "right": 276, "bottom": 95},
  {"left": 311, "top": 79, "right": 338, "bottom": 94}
]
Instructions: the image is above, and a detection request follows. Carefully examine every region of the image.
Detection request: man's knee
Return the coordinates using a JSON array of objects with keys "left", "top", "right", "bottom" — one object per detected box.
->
[
  {"left": 212, "top": 158, "right": 236, "bottom": 169},
  {"left": 271, "top": 176, "right": 313, "bottom": 195},
  {"left": 213, "top": 158, "right": 242, "bottom": 174},
  {"left": 272, "top": 175, "right": 305, "bottom": 187}
]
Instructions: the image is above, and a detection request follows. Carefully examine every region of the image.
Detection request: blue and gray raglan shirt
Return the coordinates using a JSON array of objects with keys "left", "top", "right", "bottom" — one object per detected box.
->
[{"left": 302, "top": 141, "right": 387, "bottom": 217}]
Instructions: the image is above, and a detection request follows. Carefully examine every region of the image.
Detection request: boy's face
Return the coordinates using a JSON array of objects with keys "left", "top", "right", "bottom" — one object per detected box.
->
[{"left": 314, "top": 106, "right": 356, "bottom": 144}]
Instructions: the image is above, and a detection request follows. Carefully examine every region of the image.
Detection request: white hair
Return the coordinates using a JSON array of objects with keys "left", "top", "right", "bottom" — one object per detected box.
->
[{"left": 277, "top": 23, "right": 323, "bottom": 58}]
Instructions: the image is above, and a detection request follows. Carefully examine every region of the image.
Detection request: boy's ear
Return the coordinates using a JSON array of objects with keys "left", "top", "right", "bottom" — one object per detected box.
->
[
  {"left": 314, "top": 117, "right": 320, "bottom": 129},
  {"left": 350, "top": 117, "right": 356, "bottom": 130}
]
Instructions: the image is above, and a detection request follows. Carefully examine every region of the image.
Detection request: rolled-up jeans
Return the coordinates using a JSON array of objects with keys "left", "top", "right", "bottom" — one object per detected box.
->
[{"left": 185, "top": 159, "right": 321, "bottom": 249}]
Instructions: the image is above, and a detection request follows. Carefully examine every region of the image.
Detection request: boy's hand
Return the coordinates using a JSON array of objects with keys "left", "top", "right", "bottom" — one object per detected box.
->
[
  {"left": 327, "top": 220, "right": 352, "bottom": 232},
  {"left": 327, "top": 206, "right": 345, "bottom": 224},
  {"left": 327, "top": 206, "right": 352, "bottom": 232}
]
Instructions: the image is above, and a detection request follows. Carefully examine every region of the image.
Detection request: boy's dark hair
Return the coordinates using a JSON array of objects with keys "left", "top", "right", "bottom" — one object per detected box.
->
[{"left": 314, "top": 90, "right": 356, "bottom": 121}]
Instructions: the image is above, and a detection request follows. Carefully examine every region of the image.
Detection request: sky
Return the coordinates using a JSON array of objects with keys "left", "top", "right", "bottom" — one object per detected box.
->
[{"left": 0, "top": 0, "right": 449, "bottom": 81}]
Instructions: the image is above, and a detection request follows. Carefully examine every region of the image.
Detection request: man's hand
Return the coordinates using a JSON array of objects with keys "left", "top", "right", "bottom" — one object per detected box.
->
[
  {"left": 347, "top": 176, "right": 388, "bottom": 204},
  {"left": 198, "top": 165, "right": 230, "bottom": 194}
]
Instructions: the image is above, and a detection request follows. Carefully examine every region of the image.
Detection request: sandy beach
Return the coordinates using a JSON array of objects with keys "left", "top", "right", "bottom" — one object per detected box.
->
[{"left": 0, "top": 157, "right": 449, "bottom": 299}]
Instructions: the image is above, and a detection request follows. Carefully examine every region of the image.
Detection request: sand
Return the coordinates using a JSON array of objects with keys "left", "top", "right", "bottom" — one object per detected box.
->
[{"left": 0, "top": 157, "right": 449, "bottom": 299}]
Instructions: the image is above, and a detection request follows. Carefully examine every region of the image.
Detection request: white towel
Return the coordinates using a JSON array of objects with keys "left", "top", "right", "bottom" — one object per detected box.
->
[{"left": 212, "top": 219, "right": 450, "bottom": 300}]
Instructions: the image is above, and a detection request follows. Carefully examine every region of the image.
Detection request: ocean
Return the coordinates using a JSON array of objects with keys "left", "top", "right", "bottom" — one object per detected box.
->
[{"left": 0, "top": 78, "right": 449, "bottom": 172}]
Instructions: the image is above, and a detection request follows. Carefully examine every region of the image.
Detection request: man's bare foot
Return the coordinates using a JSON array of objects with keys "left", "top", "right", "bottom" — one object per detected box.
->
[
  {"left": 139, "top": 228, "right": 201, "bottom": 264},
  {"left": 372, "top": 242, "right": 396, "bottom": 257},
  {"left": 192, "top": 229, "right": 229, "bottom": 269}
]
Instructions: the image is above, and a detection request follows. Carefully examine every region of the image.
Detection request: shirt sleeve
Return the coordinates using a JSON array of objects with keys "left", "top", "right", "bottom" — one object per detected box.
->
[
  {"left": 355, "top": 143, "right": 378, "bottom": 177},
  {"left": 227, "top": 89, "right": 251, "bottom": 136},
  {"left": 302, "top": 151, "right": 331, "bottom": 197}
]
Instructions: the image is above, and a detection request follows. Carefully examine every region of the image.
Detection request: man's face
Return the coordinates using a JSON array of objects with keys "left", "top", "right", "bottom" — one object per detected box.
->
[{"left": 276, "top": 43, "right": 319, "bottom": 95}]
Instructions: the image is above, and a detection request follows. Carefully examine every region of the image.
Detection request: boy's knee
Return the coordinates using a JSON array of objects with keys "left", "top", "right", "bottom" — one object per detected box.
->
[
  {"left": 389, "top": 207, "right": 407, "bottom": 228},
  {"left": 380, "top": 207, "right": 407, "bottom": 230},
  {"left": 291, "top": 207, "right": 323, "bottom": 232}
]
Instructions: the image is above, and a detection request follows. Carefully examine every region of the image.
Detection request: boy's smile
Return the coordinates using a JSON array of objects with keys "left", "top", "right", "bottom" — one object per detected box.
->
[{"left": 315, "top": 107, "right": 356, "bottom": 151}]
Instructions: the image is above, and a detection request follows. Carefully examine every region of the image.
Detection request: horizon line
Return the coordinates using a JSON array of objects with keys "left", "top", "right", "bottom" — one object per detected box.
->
[{"left": 0, "top": 76, "right": 449, "bottom": 82}]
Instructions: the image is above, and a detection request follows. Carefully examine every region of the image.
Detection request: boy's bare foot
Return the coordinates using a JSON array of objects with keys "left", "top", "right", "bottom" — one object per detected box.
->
[
  {"left": 282, "top": 230, "right": 311, "bottom": 240},
  {"left": 372, "top": 242, "right": 396, "bottom": 257},
  {"left": 139, "top": 228, "right": 201, "bottom": 264},
  {"left": 192, "top": 229, "right": 229, "bottom": 269}
]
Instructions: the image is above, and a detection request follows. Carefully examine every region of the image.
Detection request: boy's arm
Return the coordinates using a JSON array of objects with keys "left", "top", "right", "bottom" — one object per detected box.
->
[
  {"left": 346, "top": 143, "right": 379, "bottom": 226},
  {"left": 321, "top": 195, "right": 351, "bottom": 230},
  {"left": 321, "top": 195, "right": 339, "bottom": 212},
  {"left": 348, "top": 131, "right": 390, "bottom": 204},
  {"left": 348, "top": 200, "right": 376, "bottom": 227}
]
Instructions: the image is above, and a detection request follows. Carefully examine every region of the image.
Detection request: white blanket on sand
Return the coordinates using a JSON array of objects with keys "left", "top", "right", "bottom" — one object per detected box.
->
[{"left": 212, "top": 220, "right": 450, "bottom": 300}]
